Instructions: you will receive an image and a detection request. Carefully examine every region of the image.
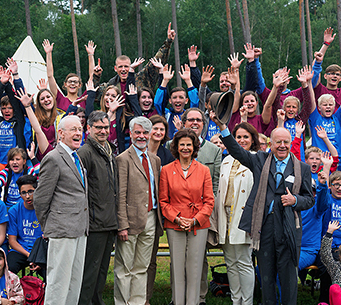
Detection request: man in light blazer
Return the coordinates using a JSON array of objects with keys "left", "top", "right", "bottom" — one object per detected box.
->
[
  {"left": 34, "top": 116, "right": 89, "bottom": 305},
  {"left": 114, "top": 116, "right": 162, "bottom": 305}
]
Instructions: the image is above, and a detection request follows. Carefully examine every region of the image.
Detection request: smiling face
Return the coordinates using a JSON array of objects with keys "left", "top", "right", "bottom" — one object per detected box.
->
[
  {"left": 130, "top": 124, "right": 150, "bottom": 151},
  {"left": 178, "top": 137, "right": 194, "bottom": 161},
  {"left": 9, "top": 154, "right": 26, "bottom": 173},
  {"left": 64, "top": 76, "right": 81, "bottom": 94},
  {"left": 20, "top": 184, "right": 35, "bottom": 210},
  {"left": 242, "top": 94, "right": 258, "bottom": 116},
  {"left": 88, "top": 118, "right": 110, "bottom": 147},
  {"left": 318, "top": 98, "right": 335, "bottom": 118},
  {"left": 104, "top": 88, "right": 119, "bottom": 110},
  {"left": 306, "top": 152, "right": 322, "bottom": 173},
  {"left": 59, "top": 118, "right": 83, "bottom": 151},
  {"left": 77, "top": 111, "right": 86, "bottom": 127},
  {"left": 1, "top": 104, "right": 13, "bottom": 121},
  {"left": 284, "top": 99, "right": 299, "bottom": 119},
  {"left": 39, "top": 90, "right": 54, "bottom": 111},
  {"left": 139, "top": 91, "right": 153, "bottom": 112},
  {"left": 330, "top": 178, "right": 341, "bottom": 199},
  {"left": 151, "top": 122, "right": 166, "bottom": 143},
  {"left": 270, "top": 128, "right": 291, "bottom": 161},
  {"left": 235, "top": 128, "right": 253, "bottom": 151},
  {"left": 114, "top": 59, "right": 131, "bottom": 82},
  {"left": 169, "top": 90, "right": 188, "bottom": 113},
  {"left": 219, "top": 74, "right": 231, "bottom": 92},
  {"left": 324, "top": 71, "right": 341, "bottom": 89},
  {"left": 183, "top": 110, "right": 204, "bottom": 137}
]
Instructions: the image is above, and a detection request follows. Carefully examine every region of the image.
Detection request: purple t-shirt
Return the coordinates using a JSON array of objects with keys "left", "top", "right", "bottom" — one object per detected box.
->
[
  {"left": 314, "top": 83, "right": 341, "bottom": 111},
  {"left": 56, "top": 90, "right": 87, "bottom": 112}
]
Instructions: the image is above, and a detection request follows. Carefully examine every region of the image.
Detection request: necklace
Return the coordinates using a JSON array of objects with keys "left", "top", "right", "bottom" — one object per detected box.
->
[{"left": 181, "top": 160, "right": 192, "bottom": 171}]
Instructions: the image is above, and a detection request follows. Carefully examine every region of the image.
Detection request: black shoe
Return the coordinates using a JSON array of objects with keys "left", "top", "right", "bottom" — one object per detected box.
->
[
  {"left": 199, "top": 303, "right": 206, "bottom": 305},
  {"left": 168, "top": 302, "right": 174, "bottom": 305}
]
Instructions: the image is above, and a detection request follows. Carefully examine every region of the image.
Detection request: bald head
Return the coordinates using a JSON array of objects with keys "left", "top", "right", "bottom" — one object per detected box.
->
[{"left": 270, "top": 127, "right": 291, "bottom": 161}]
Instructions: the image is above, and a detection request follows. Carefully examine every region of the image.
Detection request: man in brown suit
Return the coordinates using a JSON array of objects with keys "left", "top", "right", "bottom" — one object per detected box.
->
[{"left": 114, "top": 116, "right": 162, "bottom": 305}]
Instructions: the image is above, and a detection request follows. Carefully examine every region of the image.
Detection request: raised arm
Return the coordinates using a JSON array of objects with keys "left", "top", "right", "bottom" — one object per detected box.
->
[
  {"left": 42, "top": 39, "right": 58, "bottom": 97},
  {"left": 85, "top": 40, "right": 97, "bottom": 80},
  {"left": 228, "top": 67, "right": 241, "bottom": 113},
  {"left": 316, "top": 125, "right": 338, "bottom": 156}
]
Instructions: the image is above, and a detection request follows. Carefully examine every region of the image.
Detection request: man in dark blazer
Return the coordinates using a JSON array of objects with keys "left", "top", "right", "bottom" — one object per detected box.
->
[
  {"left": 214, "top": 115, "right": 314, "bottom": 305},
  {"left": 114, "top": 116, "right": 162, "bottom": 305},
  {"left": 34, "top": 116, "right": 89, "bottom": 305}
]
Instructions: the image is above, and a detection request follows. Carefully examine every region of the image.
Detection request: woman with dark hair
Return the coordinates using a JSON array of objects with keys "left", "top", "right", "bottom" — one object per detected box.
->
[
  {"left": 217, "top": 122, "right": 260, "bottom": 305},
  {"left": 159, "top": 128, "right": 214, "bottom": 305},
  {"left": 138, "top": 87, "right": 158, "bottom": 118},
  {"left": 228, "top": 90, "right": 275, "bottom": 137}
]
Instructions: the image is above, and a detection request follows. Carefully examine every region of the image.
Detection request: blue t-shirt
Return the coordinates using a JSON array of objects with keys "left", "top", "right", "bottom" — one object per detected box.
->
[
  {"left": 5, "top": 172, "right": 24, "bottom": 209},
  {"left": 0, "top": 121, "right": 16, "bottom": 165},
  {"left": 0, "top": 274, "right": 7, "bottom": 299},
  {"left": 8, "top": 202, "right": 42, "bottom": 253},
  {"left": 323, "top": 195, "right": 341, "bottom": 248},
  {"left": 309, "top": 107, "right": 341, "bottom": 155},
  {"left": 205, "top": 119, "right": 221, "bottom": 141},
  {"left": 284, "top": 118, "right": 305, "bottom": 162}
]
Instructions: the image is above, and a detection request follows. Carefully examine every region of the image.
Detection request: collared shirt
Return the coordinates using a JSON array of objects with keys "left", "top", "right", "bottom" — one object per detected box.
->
[
  {"left": 132, "top": 145, "right": 157, "bottom": 209},
  {"left": 59, "top": 141, "right": 77, "bottom": 162}
]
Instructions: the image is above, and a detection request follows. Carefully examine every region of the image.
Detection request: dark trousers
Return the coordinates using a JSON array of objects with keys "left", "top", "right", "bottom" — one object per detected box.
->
[
  {"left": 256, "top": 213, "right": 297, "bottom": 305},
  {"left": 78, "top": 231, "right": 116, "bottom": 305},
  {"left": 7, "top": 250, "right": 46, "bottom": 280}
]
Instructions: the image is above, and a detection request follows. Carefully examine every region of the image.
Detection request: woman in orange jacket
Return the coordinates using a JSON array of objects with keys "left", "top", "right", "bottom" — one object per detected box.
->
[{"left": 159, "top": 128, "right": 214, "bottom": 305}]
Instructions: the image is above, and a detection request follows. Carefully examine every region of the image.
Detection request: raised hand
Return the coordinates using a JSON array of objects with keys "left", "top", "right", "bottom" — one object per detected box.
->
[
  {"left": 188, "top": 45, "right": 200, "bottom": 63},
  {"left": 277, "top": 109, "right": 286, "bottom": 127},
  {"left": 72, "top": 95, "right": 88, "bottom": 106},
  {"left": 85, "top": 40, "right": 97, "bottom": 55},
  {"left": 130, "top": 57, "right": 145, "bottom": 70},
  {"left": 316, "top": 125, "right": 328, "bottom": 139},
  {"left": 0, "top": 69, "right": 11, "bottom": 84},
  {"left": 86, "top": 79, "right": 98, "bottom": 92},
  {"left": 303, "top": 65, "right": 314, "bottom": 82},
  {"left": 125, "top": 83, "right": 137, "bottom": 96},
  {"left": 295, "top": 120, "right": 305, "bottom": 138},
  {"left": 314, "top": 51, "right": 324, "bottom": 63},
  {"left": 94, "top": 58, "right": 103, "bottom": 77},
  {"left": 327, "top": 220, "right": 340, "bottom": 234},
  {"left": 6, "top": 58, "right": 18, "bottom": 75},
  {"left": 254, "top": 48, "right": 262, "bottom": 59},
  {"left": 240, "top": 105, "right": 248, "bottom": 122},
  {"left": 162, "top": 64, "right": 174, "bottom": 81},
  {"left": 273, "top": 68, "right": 292, "bottom": 87},
  {"left": 27, "top": 142, "right": 35, "bottom": 160},
  {"left": 228, "top": 53, "right": 244, "bottom": 69},
  {"left": 227, "top": 67, "right": 239, "bottom": 85},
  {"left": 201, "top": 65, "right": 215, "bottom": 85},
  {"left": 318, "top": 171, "right": 328, "bottom": 185},
  {"left": 179, "top": 64, "right": 191, "bottom": 82},
  {"left": 42, "top": 39, "right": 54, "bottom": 54},
  {"left": 242, "top": 43, "right": 255, "bottom": 62},
  {"left": 150, "top": 57, "right": 163, "bottom": 72},
  {"left": 321, "top": 151, "right": 333, "bottom": 168},
  {"left": 15, "top": 88, "right": 34, "bottom": 108},
  {"left": 37, "top": 78, "right": 48, "bottom": 90},
  {"left": 167, "top": 22, "right": 176, "bottom": 40},
  {"left": 108, "top": 95, "right": 125, "bottom": 113},
  {"left": 173, "top": 115, "right": 182, "bottom": 131},
  {"left": 324, "top": 27, "right": 336, "bottom": 44}
]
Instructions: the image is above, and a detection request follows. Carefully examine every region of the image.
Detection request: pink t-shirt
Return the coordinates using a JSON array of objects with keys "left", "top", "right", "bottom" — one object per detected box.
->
[{"left": 56, "top": 90, "right": 87, "bottom": 112}]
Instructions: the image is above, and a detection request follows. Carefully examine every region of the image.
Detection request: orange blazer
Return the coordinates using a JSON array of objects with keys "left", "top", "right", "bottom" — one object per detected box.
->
[{"left": 159, "top": 159, "right": 214, "bottom": 232}]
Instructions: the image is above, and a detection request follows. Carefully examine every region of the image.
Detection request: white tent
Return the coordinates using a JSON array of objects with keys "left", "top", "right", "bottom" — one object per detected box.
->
[{"left": 12, "top": 36, "right": 47, "bottom": 96}]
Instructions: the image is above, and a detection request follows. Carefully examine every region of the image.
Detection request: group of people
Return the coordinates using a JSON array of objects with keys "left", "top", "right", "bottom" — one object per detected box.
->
[{"left": 1, "top": 22, "right": 341, "bottom": 305}]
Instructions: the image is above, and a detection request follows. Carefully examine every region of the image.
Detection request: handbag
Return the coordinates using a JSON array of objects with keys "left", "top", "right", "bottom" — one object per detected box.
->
[{"left": 209, "top": 263, "right": 231, "bottom": 297}]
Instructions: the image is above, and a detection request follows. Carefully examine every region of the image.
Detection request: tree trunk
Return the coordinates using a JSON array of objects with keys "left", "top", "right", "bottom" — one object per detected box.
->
[
  {"left": 81, "top": 0, "right": 84, "bottom": 14},
  {"left": 225, "top": 0, "right": 235, "bottom": 54},
  {"left": 235, "top": 0, "right": 247, "bottom": 43},
  {"left": 136, "top": 0, "right": 143, "bottom": 71},
  {"left": 241, "top": 0, "right": 251, "bottom": 43},
  {"left": 111, "top": 0, "right": 122, "bottom": 56},
  {"left": 24, "top": 0, "right": 32, "bottom": 37},
  {"left": 337, "top": 0, "right": 341, "bottom": 62},
  {"left": 299, "top": 0, "right": 308, "bottom": 66},
  {"left": 305, "top": 0, "right": 313, "bottom": 65},
  {"left": 171, "top": 0, "right": 181, "bottom": 87},
  {"left": 70, "top": 0, "right": 81, "bottom": 85}
]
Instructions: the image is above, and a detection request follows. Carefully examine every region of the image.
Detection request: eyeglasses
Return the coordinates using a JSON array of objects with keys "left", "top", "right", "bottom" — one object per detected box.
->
[
  {"left": 331, "top": 183, "right": 341, "bottom": 189},
  {"left": 92, "top": 125, "right": 110, "bottom": 130},
  {"left": 274, "top": 140, "right": 290, "bottom": 145},
  {"left": 67, "top": 80, "right": 80, "bottom": 85},
  {"left": 63, "top": 127, "right": 83, "bottom": 132},
  {"left": 20, "top": 190, "right": 35, "bottom": 196},
  {"left": 327, "top": 72, "right": 341, "bottom": 77},
  {"left": 187, "top": 118, "right": 203, "bottom": 123}
]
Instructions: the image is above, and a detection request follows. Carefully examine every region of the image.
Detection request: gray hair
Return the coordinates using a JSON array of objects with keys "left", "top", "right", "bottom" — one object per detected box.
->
[
  {"left": 87, "top": 111, "right": 109, "bottom": 127},
  {"left": 58, "top": 115, "right": 81, "bottom": 131},
  {"left": 129, "top": 116, "right": 152, "bottom": 133}
]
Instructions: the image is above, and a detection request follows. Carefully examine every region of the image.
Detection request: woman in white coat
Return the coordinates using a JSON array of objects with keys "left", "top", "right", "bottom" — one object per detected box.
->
[{"left": 217, "top": 122, "right": 260, "bottom": 305}]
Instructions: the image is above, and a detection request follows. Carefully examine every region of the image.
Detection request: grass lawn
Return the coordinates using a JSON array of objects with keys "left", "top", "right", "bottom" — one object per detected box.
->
[{"left": 103, "top": 234, "right": 320, "bottom": 304}]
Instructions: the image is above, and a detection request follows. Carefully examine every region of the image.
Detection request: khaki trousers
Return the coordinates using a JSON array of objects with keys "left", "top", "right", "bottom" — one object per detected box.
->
[{"left": 114, "top": 210, "right": 156, "bottom": 305}]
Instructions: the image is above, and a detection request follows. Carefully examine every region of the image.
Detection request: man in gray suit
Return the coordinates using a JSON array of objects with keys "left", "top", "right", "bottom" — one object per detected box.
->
[
  {"left": 34, "top": 115, "right": 89, "bottom": 305},
  {"left": 114, "top": 116, "right": 162, "bottom": 305}
]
